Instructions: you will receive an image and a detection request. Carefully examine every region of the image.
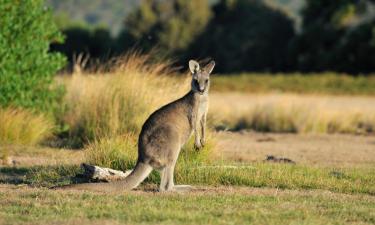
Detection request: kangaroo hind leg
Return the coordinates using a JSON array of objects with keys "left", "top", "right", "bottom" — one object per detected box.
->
[
  {"left": 159, "top": 165, "right": 174, "bottom": 192},
  {"left": 159, "top": 164, "right": 192, "bottom": 192}
]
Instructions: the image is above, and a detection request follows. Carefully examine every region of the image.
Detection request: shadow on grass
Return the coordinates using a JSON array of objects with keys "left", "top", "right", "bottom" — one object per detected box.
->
[
  {"left": 0, "top": 165, "right": 88, "bottom": 187},
  {"left": 0, "top": 164, "right": 160, "bottom": 189},
  {"left": 0, "top": 167, "right": 31, "bottom": 185}
]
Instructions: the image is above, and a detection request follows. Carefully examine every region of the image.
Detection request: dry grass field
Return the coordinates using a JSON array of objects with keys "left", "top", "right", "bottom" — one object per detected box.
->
[
  {"left": 210, "top": 93, "right": 375, "bottom": 134},
  {"left": 1, "top": 127, "right": 375, "bottom": 224},
  {"left": 210, "top": 93, "right": 375, "bottom": 167},
  {"left": 1, "top": 55, "right": 374, "bottom": 224}
]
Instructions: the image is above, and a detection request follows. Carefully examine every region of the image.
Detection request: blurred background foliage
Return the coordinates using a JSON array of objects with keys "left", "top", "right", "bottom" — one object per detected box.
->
[
  {"left": 47, "top": 0, "right": 375, "bottom": 74},
  {"left": 0, "top": 0, "right": 66, "bottom": 112}
]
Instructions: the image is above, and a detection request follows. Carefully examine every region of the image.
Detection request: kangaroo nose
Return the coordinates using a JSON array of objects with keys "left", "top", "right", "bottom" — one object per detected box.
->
[{"left": 199, "top": 87, "right": 205, "bottom": 92}]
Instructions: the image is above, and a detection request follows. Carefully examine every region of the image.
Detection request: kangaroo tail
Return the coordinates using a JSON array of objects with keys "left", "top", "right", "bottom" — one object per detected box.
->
[{"left": 55, "top": 162, "right": 153, "bottom": 192}]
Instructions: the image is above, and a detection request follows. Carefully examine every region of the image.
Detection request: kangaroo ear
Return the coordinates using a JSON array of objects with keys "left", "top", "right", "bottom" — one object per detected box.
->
[
  {"left": 204, "top": 60, "right": 215, "bottom": 74},
  {"left": 189, "top": 60, "right": 200, "bottom": 74}
]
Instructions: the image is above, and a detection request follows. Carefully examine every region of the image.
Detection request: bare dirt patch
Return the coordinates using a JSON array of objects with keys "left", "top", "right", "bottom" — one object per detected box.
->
[{"left": 214, "top": 131, "right": 375, "bottom": 167}]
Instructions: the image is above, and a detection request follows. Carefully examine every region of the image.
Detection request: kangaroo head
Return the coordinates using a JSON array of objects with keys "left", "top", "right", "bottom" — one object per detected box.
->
[{"left": 189, "top": 60, "right": 215, "bottom": 95}]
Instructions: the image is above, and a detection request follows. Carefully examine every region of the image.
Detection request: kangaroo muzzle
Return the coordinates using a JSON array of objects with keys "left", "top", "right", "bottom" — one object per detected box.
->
[{"left": 198, "top": 86, "right": 205, "bottom": 94}]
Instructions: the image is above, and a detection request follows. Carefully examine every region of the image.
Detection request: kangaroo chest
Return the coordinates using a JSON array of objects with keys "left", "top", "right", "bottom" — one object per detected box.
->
[
  {"left": 197, "top": 97, "right": 208, "bottom": 120},
  {"left": 191, "top": 95, "right": 208, "bottom": 125}
]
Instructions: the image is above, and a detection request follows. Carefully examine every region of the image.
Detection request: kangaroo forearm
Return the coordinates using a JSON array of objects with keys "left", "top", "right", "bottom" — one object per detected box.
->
[
  {"left": 195, "top": 125, "right": 201, "bottom": 142},
  {"left": 202, "top": 121, "right": 205, "bottom": 138},
  {"left": 200, "top": 114, "right": 206, "bottom": 143}
]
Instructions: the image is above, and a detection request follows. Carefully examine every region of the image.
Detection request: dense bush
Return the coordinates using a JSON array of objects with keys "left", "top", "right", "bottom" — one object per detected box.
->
[{"left": 0, "top": 0, "right": 66, "bottom": 112}]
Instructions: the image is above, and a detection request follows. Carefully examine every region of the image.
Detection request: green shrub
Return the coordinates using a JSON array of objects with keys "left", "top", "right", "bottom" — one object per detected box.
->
[{"left": 0, "top": 0, "right": 66, "bottom": 112}]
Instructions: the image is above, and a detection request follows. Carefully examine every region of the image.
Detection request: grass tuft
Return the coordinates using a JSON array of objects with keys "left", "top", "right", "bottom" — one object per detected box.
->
[
  {"left": 84, "top": 135, "right": 138, "bottom": 171},
  {"left": 0, "top": 108, "right": 54, "bottom": 146},
  {"left": 179, "top": 132, "right": 216, "bottom": 165}
]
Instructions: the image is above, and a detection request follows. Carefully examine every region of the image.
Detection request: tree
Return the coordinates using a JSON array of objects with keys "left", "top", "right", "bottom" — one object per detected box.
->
[
  {"left": 0, "top": 0, "right": 66, "bottom": 112},
  {"left": 187, "top": 0, "right": 296, "bottom": 73},
  {"left": 117, "top": 0, "right": 212, "bottom": 56},
  {"left": 290, "top": 0, "right": 375, "bottom": 73},
  {"left": 51, "top": 25, "right": 114, "bottom": 64}
]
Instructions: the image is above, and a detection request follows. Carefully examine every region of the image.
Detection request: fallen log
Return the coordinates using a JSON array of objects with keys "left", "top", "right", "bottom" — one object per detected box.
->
[{"left": 81, "top": 163, "right": 132, "bottom": 182}]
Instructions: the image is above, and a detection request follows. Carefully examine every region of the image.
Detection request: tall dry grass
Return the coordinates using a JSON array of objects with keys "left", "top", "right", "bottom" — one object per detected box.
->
[
  {"left": 0, "top": 108, "right": 54, "bottom": 145},
  {"left": 210, "top": 93, "right": 375, "bottom": 134},
  {"left": 61, "top": 53, "right": 190, "bottom": 143}
]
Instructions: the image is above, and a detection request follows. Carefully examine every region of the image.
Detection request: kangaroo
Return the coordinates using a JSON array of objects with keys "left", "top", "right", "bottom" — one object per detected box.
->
[{"left": 60, "top": 60, "right": 215, "bottom": 192}]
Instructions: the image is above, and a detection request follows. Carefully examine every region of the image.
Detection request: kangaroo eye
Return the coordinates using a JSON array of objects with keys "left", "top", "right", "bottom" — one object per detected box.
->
[
  {"left": 194, "top": 79, "right": 199, "bottom": 86},
  {"left": 205, "top": 80, "right": 208, "bottom": 84}
]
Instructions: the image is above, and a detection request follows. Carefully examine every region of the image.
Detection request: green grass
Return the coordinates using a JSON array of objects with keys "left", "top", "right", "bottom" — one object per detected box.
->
[
  {"left": 212, "top": 73, "right": 375, "bottom": 95},
  {"left": 0, "top": 188, "right": 374, "bottom": 225},
  {"left": 175, "top": 163, "right": 375, "bottom": 195},
  {"left": 3, "top": 163, "right": 373, "bottom": 195},
  {"left": 1, "top": 142, "right": 374, "bottom": 224}
]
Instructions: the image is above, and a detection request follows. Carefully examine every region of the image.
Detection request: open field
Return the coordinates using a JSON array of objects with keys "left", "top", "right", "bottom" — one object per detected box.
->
[
  {"left": 210, "top": 93, "right": 375, "bottom": 134},
  {"left": 1, "top": 60, "right": 375, "bottom": 224},
  {"left": 3, "top": 1, "right": 375, "bottom": 223},
  {"left": 1, "top": 130, "right": 375, "bottom": 225},
  {"left": 1, "top": 128, "right": 375, "bottom": 224},
  {"left": 216, "top": 131, "right": 375, "bottom": 167}
]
